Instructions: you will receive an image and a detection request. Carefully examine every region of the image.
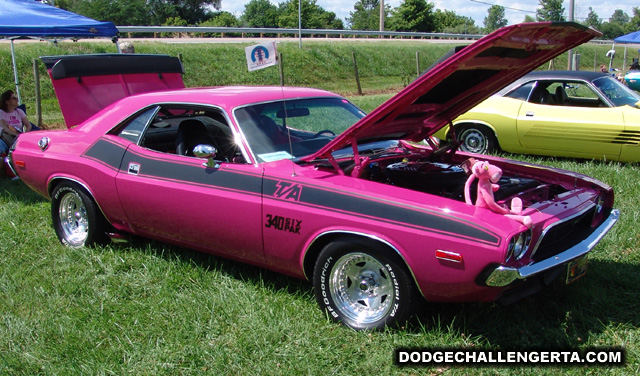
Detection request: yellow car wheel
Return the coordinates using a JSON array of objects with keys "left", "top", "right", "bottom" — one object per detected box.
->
[{"left": 458, "top": 125, "right": 497, "bottom": 154}]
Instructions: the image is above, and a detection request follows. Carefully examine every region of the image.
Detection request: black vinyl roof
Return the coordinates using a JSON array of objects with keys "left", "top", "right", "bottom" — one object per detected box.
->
[{"left": 519, "top": 70, "right": 610, "bottom": 82}]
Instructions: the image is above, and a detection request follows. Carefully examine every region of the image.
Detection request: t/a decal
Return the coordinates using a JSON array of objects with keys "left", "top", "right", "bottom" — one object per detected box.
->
[
  {"left": 273, "top": 181, "right": 302, "bottom": 201},
  {"left": 265, "top": 214, "right": 301, "bottom": 234}
]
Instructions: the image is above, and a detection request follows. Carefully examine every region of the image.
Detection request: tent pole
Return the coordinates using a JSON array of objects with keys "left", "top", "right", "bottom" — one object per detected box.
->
[{"left": 10, "top": 39, "right": 21, "bottom": 103}]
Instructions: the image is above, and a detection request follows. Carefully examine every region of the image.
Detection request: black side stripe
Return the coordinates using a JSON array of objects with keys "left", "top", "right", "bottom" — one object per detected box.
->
[
  {"left": 263, "top": 179, "right": 501, "bottom": 246},
  {"left": 83, "top": 138, "right": 128, "bottom": 171},
  {"left": 121, "top": 151, "right": 263, "bottom": 195},
  {"left": 84, "top": 138, "right": 500, "bottom": 246}
]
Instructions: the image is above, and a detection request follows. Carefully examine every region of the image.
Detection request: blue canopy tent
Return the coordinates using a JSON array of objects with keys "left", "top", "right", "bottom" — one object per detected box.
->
[
  {"left": 613, "top": 30, "right": 640, "bottom": 70},
  {"left": 614, "top": 31, "right": 640, "bottom": 44},
  {"left": 613, "top": 30, "right": 640, "bottom": 90},
  {"left": 0, "top": 0, "right": 118, "bottom": 102}
]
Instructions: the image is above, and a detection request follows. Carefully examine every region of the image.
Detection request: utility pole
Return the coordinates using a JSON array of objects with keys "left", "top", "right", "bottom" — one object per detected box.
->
[
  {"left": 379, "top": 0, "right": 384, "bottom": 36},
  {"left": 298, "top": 0, "right": 302, "bottom": 48},
  {"left": 567, "top": 0, "right": 574, "bottom": 70}
]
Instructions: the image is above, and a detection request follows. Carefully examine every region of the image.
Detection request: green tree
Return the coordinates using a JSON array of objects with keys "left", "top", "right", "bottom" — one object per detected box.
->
[
  {"left": 199, "top": 12, "right": 239, "bottom": 36},
  {"left": 347, "top": 0, "right": 387, "bottom": 31},
  {"left": 433, "top": 10, "right": 477, "bottom": 34},
  {"left": 67, "top": 0, "right": 217, "bottom": 25},
  {"left": 386, "top": 0, "right": 435, "bottom": 32},
  {"left": 160, "top": 16, "right": 188, "bottom": 37},
  {"left": 72, "top": 0, "right": 150, "bottom": 25},
  {"left": 169, "top": 0, "right": 221, "bottom": 24},
  {"left": 241, "top": 0, "right": 279, "bottom": 28},
  {"left": 625, "top": 7, "right": 640, "bottom": 34},
  {"left": 51, "top": 0, "right": 72, "bottom": 9},
  {"left": 483, "top": 5, "right": 507, "bottom": 32},
  {"left": 600, "top": 9, "right": 631, "bottom": 38},
  {"left": 147, "top": 0, "right": 179, "bottom": 25},
  {"left": 523, "top": 15, "right": 536, "bottom": 23},
  {"left": 584, "top": 7, "right": 601, "bottom": 29},
  {"left": 277, "top": 0, "right": 344, "bottom": 29},
  {"left": 609, "top": 9, "right": 630, "bottom": 24},
  {"left": 536, "top": 0, "right": 565, "bottom": 22},
  {"left": 202, "top": 11, "right": 238, "bottom": 27},
  {"left": 599, "top": 22, "right": 625, "bottom": 40}
]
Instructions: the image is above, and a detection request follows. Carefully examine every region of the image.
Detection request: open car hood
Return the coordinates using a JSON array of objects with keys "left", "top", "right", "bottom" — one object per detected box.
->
[
  {"left": 41, "top": 54, "right": 185, "bottom": 128},
  {"left": 302, "top": 22, "right": 601, "bottom": 162}
]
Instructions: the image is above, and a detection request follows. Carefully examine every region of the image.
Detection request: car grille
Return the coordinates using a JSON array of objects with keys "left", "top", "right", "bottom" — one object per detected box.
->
[{"left": 531, "top": 207, "right": 598, "bottom": 262}]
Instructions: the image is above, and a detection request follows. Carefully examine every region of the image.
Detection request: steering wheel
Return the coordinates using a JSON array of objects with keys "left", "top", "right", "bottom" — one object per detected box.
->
[{"left": 312, "top": 129, "right": 335, "bottom": 138}]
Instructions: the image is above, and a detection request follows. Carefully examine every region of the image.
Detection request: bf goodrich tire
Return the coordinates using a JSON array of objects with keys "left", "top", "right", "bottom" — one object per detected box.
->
[{"left": 313, "top": 238, "right": 414, "bottom": 330}]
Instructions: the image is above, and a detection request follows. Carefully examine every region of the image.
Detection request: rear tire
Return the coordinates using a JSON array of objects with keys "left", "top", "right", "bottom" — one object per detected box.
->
[
  {"left": 457, "top": 125, "right": 497, "bottom": 154},
  {"left": 313, "top": 238, "right": 414, "bottom": 330},
  {"left": 51, "top": 182, "right": 107, "bottom": 248}
]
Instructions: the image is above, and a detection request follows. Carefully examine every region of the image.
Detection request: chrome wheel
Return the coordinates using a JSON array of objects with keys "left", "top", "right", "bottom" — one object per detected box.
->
[
  {"left": 52, "top": 182, "right": 107, "bottom": 248},
  {"left": 329, "top": 252, "right": 394, "bottom": 324},
  {"left": 58, "top": 190, "right": 89, "bottom": 247},
  {"left": 314, "top": 239, "right": 415, "bottom": 330},
  {"left": 458, "top": 125, "right": 498, "bottom": 154}
]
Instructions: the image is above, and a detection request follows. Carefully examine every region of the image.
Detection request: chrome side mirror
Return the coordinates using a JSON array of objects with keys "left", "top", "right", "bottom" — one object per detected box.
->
[{"left": 193, "top": 144, "right": 219, "bottom": 168}]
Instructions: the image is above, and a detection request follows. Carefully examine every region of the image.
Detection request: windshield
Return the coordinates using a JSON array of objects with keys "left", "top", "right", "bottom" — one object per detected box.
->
[
  {"left": 234, "top": 97, "right": 365, "bottom": 163},
  {"left": 592, "top": 76, "right": 640, "bottom": 107}
]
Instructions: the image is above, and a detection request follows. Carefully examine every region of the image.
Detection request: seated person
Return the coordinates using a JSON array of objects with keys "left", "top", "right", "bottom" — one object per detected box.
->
[{"left": 0, "top": 90, "right": 38, "bottom": 148}]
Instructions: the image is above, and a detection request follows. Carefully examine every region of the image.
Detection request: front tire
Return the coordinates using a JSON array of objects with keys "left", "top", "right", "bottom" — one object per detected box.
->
[
  {"left": 51, "top": 182, "right": 107, "bottom": 248},
  {"left": 457, "top": 125, "right": 497, "bottom": 154},
  {"left": 313, "top": 238, "right": 414, "bottom": 330}
]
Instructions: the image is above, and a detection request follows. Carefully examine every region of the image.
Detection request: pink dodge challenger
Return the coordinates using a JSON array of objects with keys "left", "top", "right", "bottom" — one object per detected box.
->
[{"left": 7, "top": 22, "right": 618, "bottom": 330}]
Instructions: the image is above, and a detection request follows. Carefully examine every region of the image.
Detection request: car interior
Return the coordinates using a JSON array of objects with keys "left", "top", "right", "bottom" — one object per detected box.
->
[
  {"left": 118, "top": 105, "right": 246, "bottom": 163},
  {"left": 527, "top": 81, "right": 606, "bottom": 107}
]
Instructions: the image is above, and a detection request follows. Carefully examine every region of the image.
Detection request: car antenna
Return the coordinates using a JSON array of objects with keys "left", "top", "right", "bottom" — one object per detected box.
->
[{"left": 280, "top": 81, "right": 297, "bottom": 177}]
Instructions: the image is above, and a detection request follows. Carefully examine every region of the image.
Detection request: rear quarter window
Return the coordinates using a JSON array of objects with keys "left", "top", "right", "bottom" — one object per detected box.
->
[{"left": 505, "top": 81, "right": 534, "bottom": 101}]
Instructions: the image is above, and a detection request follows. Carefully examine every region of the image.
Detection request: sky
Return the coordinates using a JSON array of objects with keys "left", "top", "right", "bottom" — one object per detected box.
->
[{"left": 219, "top": 0, "right": 638, "bottom": 29}]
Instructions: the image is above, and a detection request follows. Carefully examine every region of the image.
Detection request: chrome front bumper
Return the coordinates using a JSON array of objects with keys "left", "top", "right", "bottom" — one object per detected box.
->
[{"left": 485, "top": 209, "right": 620, "bottom": 287}]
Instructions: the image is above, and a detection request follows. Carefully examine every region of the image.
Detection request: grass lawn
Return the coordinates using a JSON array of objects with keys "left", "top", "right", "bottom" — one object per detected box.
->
[
  {"left": 1, "top": 39, "right": 639, "bottom": 375},
  {"left": 1, "top": 154, "right": 638, "bottom": 375}
]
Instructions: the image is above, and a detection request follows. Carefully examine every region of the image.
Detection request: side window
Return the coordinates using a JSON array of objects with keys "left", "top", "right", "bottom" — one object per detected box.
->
[
  {"left": 117, "top": 106, "right": 159, "bottom": 144},
  {"left": 526, "top": 80, "right": 605, "bottom": 107},
  {"left": 128, "top": 105, "right": 245, "bottom": 163},
  {"left": 564, "top": 82, "right": 606, "bottom": 107},
  {"left": 528, "top": 81, "right": 556, "bottom": 105},
  {"left": 505, "top": 81, "right": 535, "bottom": 101}
]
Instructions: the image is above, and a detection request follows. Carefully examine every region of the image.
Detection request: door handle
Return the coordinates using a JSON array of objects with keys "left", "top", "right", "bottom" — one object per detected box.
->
[{"left": 525, "top": 111, "right": 534, "bottom": 117}]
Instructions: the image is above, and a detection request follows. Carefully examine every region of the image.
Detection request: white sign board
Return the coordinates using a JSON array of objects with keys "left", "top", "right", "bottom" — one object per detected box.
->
[{"left": 245, "top": 41, "right": 278, "bottom": 72}]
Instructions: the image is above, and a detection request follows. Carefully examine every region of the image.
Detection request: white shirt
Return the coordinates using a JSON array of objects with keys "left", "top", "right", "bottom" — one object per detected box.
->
[{"left": 1, "top": 108, "right": 27, "bottom": 133}]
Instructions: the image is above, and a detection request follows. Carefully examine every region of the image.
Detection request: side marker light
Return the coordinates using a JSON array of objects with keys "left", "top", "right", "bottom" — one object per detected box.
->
[{"left": 435, "top": 249, "right": 463, "bottom": 263}]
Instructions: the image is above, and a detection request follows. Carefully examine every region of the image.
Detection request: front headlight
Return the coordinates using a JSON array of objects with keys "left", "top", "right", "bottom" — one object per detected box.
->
[{"left": 506, "top": 230, "right": 532, "bottom": 262}]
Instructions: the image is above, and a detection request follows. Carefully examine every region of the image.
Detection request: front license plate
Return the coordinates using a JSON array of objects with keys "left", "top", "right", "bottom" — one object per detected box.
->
[{"left": 566, "top": 256, "right": 588, "bottom": 284}]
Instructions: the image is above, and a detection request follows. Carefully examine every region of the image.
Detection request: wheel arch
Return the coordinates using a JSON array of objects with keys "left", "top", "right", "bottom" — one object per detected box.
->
[
  {"left": 302, "top": 230, "right": 424, "bottom": 297},
  {"left": 48, "top": 176, "right": 94, "bottom": 200},
  {"left": 48, "top": 176, "right": 110, "bottom": 224}
]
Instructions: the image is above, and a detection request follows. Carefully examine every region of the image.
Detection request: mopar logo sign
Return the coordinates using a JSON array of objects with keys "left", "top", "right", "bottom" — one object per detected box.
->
[{"left": 245, "top": 42, "right": 278, "bottom": 71}]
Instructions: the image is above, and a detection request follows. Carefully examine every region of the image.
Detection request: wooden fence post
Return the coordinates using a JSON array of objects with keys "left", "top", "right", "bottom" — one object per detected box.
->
[
  {"left": 279, "top": 52, "right": 285, "bottom": 86},
  {"left": 352, "top": 52, "right": 363, "bottom": 96}
]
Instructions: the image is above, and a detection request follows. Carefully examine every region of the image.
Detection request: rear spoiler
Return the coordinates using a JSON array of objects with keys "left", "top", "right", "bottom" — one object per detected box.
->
[{"left": 41, "top": 54, "right": 185, "bottom": 128}]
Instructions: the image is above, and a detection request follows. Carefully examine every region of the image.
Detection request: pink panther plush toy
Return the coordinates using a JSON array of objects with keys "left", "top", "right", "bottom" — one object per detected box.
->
[{"left": 464, "top": 159, "right": 532, "bottom": 228}]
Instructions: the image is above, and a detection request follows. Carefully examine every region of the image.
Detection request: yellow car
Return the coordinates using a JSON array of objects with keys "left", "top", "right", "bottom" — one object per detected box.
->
[{"left": 435, "top": 70, "right": 640, "bottom": 162}]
